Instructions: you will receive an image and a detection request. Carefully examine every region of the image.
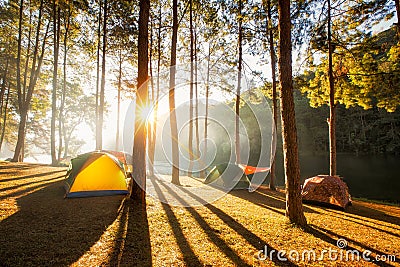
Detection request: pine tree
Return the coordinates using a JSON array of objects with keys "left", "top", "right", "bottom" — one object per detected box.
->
[
  {"left": 278, "top": 0, "right": 307, "bottom": 226},
  {"left": 131, "top": 0, "right": 150, "bottom": 203}
]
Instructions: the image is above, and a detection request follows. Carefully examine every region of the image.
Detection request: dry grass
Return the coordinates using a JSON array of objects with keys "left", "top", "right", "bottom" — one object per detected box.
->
[{"left": 0, "top": 161, "right": 399, "bottom": 267}]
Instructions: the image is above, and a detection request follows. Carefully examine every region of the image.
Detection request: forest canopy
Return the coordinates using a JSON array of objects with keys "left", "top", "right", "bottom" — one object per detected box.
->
[{"left": 0, "top": 0, "right": 399, "bottom": 163}]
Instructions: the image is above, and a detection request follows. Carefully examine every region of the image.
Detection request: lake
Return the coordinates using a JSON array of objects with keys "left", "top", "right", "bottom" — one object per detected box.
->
[
  {"left": 153, "top": 153, "right": 400, "bottom": 203},
  {"left": 273, "top": 153, "right": 400, "bottom": 203}
]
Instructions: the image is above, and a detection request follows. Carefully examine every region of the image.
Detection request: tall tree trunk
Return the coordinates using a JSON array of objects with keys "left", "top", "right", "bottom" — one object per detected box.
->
[
  {"left": 327, "top": 0, "right": 337, "bottom": 177},
  {"left": 13, "top": 0, "right": 47, "bottom": 162},
  {"left": 267, "top": 0, "right": 277, "bottom": 190},
  {"left": 170, "top": 0, "right": 180, "bottom": 185},
  {"left": 188, "top": 0, "right": 194, "bottom": 177},
  {"left": 278, "top": 0, "right": 307, "bottom": 226},
  {"left": 147, "top": 22, "right": 154, "bottom": 176},
  {"left": 15, "top": 0, "right": 24, "bottom": 134},
  {"left": 51, "top": 0, "right": 61, "bottom": 165},
  {"left": 149, "top": 4, "right": 162, "bottom": 177},
  {"left": 131, "top": 0, "right": 150, "bottom": 204},
  {"left": 14, "top": 108, "right": 28, "bottom": 162},
  {"left": 204, "top": 41, "right": 211, "bottom": 170},
  {"left": 0, "top": 85, "right": 10, "bottom": 153},
  {"left": 116, "top": 47, "right": 122, "bottom": 151},
  {"left": 22, "top": 9, "right": 33, "bottom": 101},
  {"left": 63, "top": 120, "right": 68, "bottom": 158},
  {"left": 0, "top": 56, "right": 9, "bottom": 123},
  {"left": 95, "top": 0, "right": 102, "bottom": 150},
  {"left": 194, "top": 26, "right": 203, "bottom": 178},
  {"left": 98, "top": 0, "right": 107, "bottom": 151},
  {"left": 59, "top": 10, "right": 70, "bottom": 161},
  {"left": 13, "top": 0, "right": 23, "bottom": 161},
  {"left": 235, "top": 0, "right": 243, "bottom": 164}
]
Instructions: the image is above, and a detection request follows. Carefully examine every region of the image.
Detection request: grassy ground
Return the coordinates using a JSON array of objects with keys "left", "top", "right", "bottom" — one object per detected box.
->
[{"left": 0, "top": 161, "right": 399, "bottom": 266}]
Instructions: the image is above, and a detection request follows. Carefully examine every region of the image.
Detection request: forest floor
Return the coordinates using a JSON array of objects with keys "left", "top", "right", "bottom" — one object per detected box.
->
[{"left": 0, "top": 161, "right": 399, "bottom": 267}]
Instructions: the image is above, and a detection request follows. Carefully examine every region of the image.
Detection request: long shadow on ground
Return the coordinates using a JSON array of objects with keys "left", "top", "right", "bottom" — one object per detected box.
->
[
  {"left": 176, "top": 184, "right": 299, "bottom": 267},
  {"left": 0, "top": 173, "right": 65, "bottom": 193},
  {"left": 0, "top": 180, "right": 124, "bottom": 266},
  {"left": 0, "top": 163, "right": 48, "bottom": 170},
  {"left": 0, "top": 174, "right": 65, "bottom": 201},
  {"left": 151, "top": 177, "right": 298, "bottom": 267},
  {"left": 346, "top": 203, "right": 400, "bottom": 226},
  {"left": 304, "top": 225, "right": 398, "bottom": 267},
  {"left": 111, "top": 199, "right": 152, "bottom": 267},
  {"left": 151, "top": 179, "right": 215, "bottom": 266},
  {"left": 234, "top": 187, "right": 400, "bottom": 227},
  {"left": 233, "top": 187, "right": 399, "bottom": 266},
  {"left": 0, "top": 169, "right": 66, "bottom": 183}
]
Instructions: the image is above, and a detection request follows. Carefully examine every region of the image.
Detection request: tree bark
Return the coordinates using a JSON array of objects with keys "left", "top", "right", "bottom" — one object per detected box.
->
[
  {"left": 194, "top": 26, "right": 203, "bottom": 178},
  {"left": 95, "top": 0, "right": 102, "bottom": 150},
  {"left": 15, "top": 0, "right": 24, "bottom": 113},
  {"left": 59, "top": 9, "right": 70, "bottom": 161},
  {"left": 98, "top": 0, "right": 107, "bottom": 151},
  {"left": 188, "top": 0, "right": 194, "bottom": 177},
  {"left": 170, "top": 0, "right": 180, "bottom": 185},
  {"left": 204, "top": 41, "right": 211, "bottom": 169},
  {"left": 14, "top": 108, "right": 28, "bottom": 162},
  {"left": 328, "top": 0, "right": 337, "bottom": 177},
  {"left": 278, "top": 0, "right": 307, "bottom": 226},
  {"left": 63, "top": 120, "right": 68, "bottom": 158},
  {"left": 267, "top": 0, "right": 277, "bottom": 191},
  {"left": 51, "top": 0, "right": 61, "bottom": 165},
  {"left": 22, "top": 9, "right": 33, "bottom": 101},
  {"left": 131, "top": 0, "right": 150, "bottom": 203},
  {"left": 235, "top": 0, "right": 243, "bottom": 164},
  {"left": 149, "top": 4, "right": 162, "bottom": 177},
  {"left": 0, "top": 85, "right": 10, "bottom": 153},
  {"left": 148, "top": 22, "right": 154, "bottom": 176},
  {"left": 13, "top": 0, "right": 47, "bottom": 162},
  {"left": 0, "top": 56, "right": 9, "bottom": 125},
  {"left": 116, "top": 47, "right": 122, "bottom": 151}
]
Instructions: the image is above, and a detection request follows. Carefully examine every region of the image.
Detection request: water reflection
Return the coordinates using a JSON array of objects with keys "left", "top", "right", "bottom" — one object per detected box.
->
[{"left": 272, "top": 153, "right": 400, "bottom": 203}]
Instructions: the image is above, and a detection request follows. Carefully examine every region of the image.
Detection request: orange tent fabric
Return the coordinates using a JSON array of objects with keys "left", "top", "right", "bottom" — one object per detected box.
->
[
  {"left": 237, "top": 164, "right": 270, "bottom": 175},
  {"left": 301, "top": 175, "right": 351, "bottom": 210}
]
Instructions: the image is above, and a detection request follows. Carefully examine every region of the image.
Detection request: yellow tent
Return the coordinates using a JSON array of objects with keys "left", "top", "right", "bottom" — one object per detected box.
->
[{"left": 64, "top": 151, "right": 129, "bottom": 198}]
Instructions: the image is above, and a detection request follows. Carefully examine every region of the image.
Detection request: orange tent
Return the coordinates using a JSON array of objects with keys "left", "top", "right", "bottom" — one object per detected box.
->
[
  {"left": 237, "top": 164, "right": 270, "bottom": 175},
  {"left": 301, "top": 175, "right": 352, "bottom": 210}
]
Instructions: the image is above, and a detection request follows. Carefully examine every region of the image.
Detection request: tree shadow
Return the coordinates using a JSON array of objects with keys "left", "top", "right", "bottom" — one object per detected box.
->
[
  {"left": 150, "top": 179, "right": 209, "bottom": 266},
  {"left": 305, "top": 200, "right": 400, "bottom": 228},
  {"left": 0, "top": 180, "right": 125, "bottom": 266},
  {"left": 321, "top": 210, "right": 400, "bottom": 238},
  {"left": 109, "top": 198, "right": 152, "bottom": 267},
  {"left": 175, "top": 184, "right": 299, "bottom": 267},
  {"left": 345, "top": 203, "right": 400, "bottom": 226},
  {"left": 0, "top": 163, "right": 47, "bottom": 170},
  {"left": 0, "top": 169, "right": 66, "bottom": 183},
  {"left": 0, "top": 174, "right": 65, "bottom": 193},
  {"left": 305, "top": 225, "right": 398, "bottom": 267},
  {"left": 153, "top": 178, "right": 298, "bottom": 266},
  {"left": 0, "top": 170, "right": 19, "bottom": 176},
  {"left": 230, "top": 188, "right": 320, "bottom": 216},
  {"left": 237, "top": 187, "right": 400, "bottom": 231},
  {"left": 0, "top": 175, "right": 65, "bottom": 201}
]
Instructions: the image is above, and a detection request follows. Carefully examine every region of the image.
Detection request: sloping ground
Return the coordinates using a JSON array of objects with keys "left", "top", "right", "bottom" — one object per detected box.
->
[{"left": 0, "top": 161, "right": 399, "bottom": 266}]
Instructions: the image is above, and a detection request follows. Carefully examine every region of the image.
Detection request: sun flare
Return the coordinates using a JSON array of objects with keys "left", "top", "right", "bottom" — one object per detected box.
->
[{"left": 138, "top": 104, "right": 155, "bottom": 124}]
